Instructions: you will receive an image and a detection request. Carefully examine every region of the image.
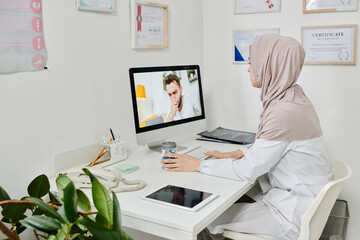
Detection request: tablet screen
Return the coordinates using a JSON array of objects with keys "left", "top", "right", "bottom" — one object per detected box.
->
[{"left": 144, "top": 185, "right": 216, "bottom": 211}]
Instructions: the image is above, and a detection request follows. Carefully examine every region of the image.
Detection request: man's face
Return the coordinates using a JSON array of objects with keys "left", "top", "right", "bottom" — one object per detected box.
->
[{"left": 166, "top": 81, "right": 182, "bottom": 107}]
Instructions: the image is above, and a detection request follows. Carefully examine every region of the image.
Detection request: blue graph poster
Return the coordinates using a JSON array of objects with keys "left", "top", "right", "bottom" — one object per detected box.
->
[{"left": 233, "top": 29, "right": 279, "bottom": 63}]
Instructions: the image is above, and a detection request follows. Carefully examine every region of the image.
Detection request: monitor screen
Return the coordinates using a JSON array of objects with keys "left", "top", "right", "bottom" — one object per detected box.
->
[{"left": 129, "top": 65, "right": 206, "bottom": 147}]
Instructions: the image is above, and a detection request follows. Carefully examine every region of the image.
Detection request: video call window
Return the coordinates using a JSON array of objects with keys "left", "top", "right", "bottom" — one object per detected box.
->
[{"left": 133, "top": 69, "right": 202, "bottom": 129}]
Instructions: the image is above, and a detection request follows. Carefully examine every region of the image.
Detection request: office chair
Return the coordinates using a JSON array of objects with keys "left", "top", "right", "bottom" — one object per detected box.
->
[{"left": 223, "top": 161, "right": 352, "bottom": 240}]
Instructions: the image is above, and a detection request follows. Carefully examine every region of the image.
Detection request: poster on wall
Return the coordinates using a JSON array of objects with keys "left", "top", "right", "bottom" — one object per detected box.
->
[
  {"left": 0, "top": 0, "right": 47, "bottom": 74},
  {"left": 303, "top": 0, "right": 358, "bottom": 13},
  {"left": 235, "top": 0, "right": 281, "bottom": 14},
  {"left": 301, "top": 25, "right": 357, "bottom": 65},
  {"left": 233, "top": 29, "right": 279, "bottom": 63},
  {"left": 130, "top": 0, "right": 168, "bottom": 49},
  {"left": 77, "top": 0, "right": 115, "bottom": 12}
]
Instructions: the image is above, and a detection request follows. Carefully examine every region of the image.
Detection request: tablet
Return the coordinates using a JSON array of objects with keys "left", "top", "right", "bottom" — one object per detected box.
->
[{"left": 141, "top": 185, "right": 218, "bottom": 212}]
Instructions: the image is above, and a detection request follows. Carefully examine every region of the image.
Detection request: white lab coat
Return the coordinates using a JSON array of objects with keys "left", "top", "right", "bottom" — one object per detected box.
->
[{"left": 200, "top": 136, "right": 332, "bottom": 240}]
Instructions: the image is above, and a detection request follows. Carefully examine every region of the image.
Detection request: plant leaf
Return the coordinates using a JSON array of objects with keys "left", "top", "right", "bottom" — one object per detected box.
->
[
  {"left": 79, "top": 218, "right": 119, "bottom": 240},
  {"left": 82, "top": 168, "right": 113, "bottom": 228},
  {"left": 0, "top": 186, "right": 10, "bottom": 205},
  {"left": 95, "top": 213, "right": 109, "bottom": 228},
  {"left": 20, "top": 215, "right": 62, "bottom": 235},
  {"left": 56, "top": 175, "right": 72, "bottom": 200},
  {"left": 2, "top": 204, "right": 28, "bottom": 221},
  {"left": 112, "top": 191, "right": 122, "bottom": 238},
  {"left": 27, "top": 174, "right": 50, "bottom": 198},
  {"left": 57, "top": 205, "right": 69, "bottom": 223},
  {"left": 63, "top": 181, "right": 78, "bottom": 223},
  {"left": 76, "top": 189, "right": 91, "bottom": 212},
  {"left": 54, "top": 224, "right": 68, "bottom": 240},
  {"left": 26, "top": 197, "right": 65, "bottom": 223},
  {"left": 49, "top": 191, "right": 62, "bottom": 206}
]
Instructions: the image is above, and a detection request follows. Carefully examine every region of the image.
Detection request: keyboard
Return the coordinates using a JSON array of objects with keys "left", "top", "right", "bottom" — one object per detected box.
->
[{"left": 183, "top": 146, "right": 214, "bottom": 160}]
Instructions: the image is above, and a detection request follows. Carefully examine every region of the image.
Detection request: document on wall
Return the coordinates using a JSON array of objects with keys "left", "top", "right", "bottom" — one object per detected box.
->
[
  {"left": 235, "top": 0, "right": 281, "bottom": 13},
  {"left": 0, "top": 0, "right": 47, "bottom": 74},
  {"left": 305, "top": 0, "right": 357, "bottom": 12}
]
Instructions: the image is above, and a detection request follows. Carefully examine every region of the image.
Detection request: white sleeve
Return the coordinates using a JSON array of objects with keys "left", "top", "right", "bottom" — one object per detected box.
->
[{"left": 200, "top": 139, "right": 288, "bottom": 183}]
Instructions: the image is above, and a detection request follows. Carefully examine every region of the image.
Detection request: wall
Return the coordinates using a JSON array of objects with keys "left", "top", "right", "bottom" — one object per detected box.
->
[
  {"left": 0, "top": 0, "right": 203, "bottom": 199},
  {"left": 203, "top": 1, "right": 360, "bottom": 239}
]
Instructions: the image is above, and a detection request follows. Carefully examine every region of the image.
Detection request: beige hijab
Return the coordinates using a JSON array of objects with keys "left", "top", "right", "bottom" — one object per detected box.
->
[{"left": 249, "top": 34, "right": 322, "bottom": 141}]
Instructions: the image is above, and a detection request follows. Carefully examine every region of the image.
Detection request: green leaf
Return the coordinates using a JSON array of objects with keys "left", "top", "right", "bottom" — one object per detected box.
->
[
  {"left": 2, "top": 204, "right": 28, "bottom": 221},
  {"left": 49, "top": 191, "right": 62, "bottom": 206},
  {"left": 76, "top": 189, "right": 91, "bottom": 212},
  {"left": 95, "top": 213, "right": 109, "bottom": 228},
  {"left": 112, "top": 191, "right": 122, "bottom": 238},
  {"left": 55, "top": 224, "right": 68, "bottom": 240},
  {"left": 57, "top": 205, "right": 69, "bottom": 223},
  {"left": 56, "top": 175, "right": 72, "bottom": 200},
  {"left": 79, "top": 218, "right": 119, "bottom": 240},
  {"left": 27, "top": 174, "right": 50, "bottom": 198},
  {"left": 26, "top": 197, "right": 65, "bottom": 223},
  {"left": 63, "top": 181, "right": 78, "bottom": 223},
  {"left": 20, "top": 215, "right": 62, "bottom": 235},
  {"left": 0, "top": 186, "right": 10, "bottom": 204},
  {"left": 82, "top": 168, "right": 113, "bottom": 228}
]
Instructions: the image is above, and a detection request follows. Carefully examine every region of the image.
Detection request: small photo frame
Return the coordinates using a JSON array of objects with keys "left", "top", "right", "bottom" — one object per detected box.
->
[
  {"left": 235, "top": 0, "right": 281, "bottom": 14},
  {"left": 303, "top": 0, "right": 358, "bottom": 13},
  {"left": 233, "top": 28, "right": 279, "bottom": 63},
  {"left": 301, "top": 25, "right": 357, "bottom": 65},
  {"left": 77, "top": 0, "right": 115, "bottom": 13},
  {"left": 131, "top": 0, "right": 168, "bottom": 49}
]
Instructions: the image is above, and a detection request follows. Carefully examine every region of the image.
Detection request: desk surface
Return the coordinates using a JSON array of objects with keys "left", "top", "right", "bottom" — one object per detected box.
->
[{"left": 107, "top": 140, "right": 252, "bottom": 240}]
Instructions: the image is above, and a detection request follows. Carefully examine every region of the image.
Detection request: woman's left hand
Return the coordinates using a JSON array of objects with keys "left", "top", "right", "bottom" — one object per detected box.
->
[{"left": 161, "top": 153, "right": 202, "bottom": 172}]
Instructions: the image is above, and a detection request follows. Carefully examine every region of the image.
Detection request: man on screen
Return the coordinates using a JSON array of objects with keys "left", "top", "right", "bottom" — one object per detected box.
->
[{"left": 164, "top": 74, "right": 201, "bottom": 122}]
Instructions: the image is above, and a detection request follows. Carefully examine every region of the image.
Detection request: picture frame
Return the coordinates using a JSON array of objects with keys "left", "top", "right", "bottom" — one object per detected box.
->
[
  {"left": 233, "top": 28, "right": 279, "bottom": 63},
  {"left": 303, "top": 0, "right": 358, "bottom": 13},
  {"left": 130, "top": 0, "right": 168, "bottom": 49},
  {"left": 234, "top": 0, "right": 281, "bottom": 14},
  {"left": 301, "top": 25, "right": 357, "bottom": 65},
  {"left": 77, "top": 0, "right": 115, "bottom": 13}
]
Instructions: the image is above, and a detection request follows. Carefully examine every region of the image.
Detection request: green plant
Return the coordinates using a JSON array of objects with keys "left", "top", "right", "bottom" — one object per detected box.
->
[{"left": 0, "top": 169, "right": 132, "bottom": 240}]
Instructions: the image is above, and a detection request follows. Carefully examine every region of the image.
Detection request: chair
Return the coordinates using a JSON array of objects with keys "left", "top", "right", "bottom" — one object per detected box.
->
[{"left": 223, "top": 161, "right": 352, "bottom": 240}]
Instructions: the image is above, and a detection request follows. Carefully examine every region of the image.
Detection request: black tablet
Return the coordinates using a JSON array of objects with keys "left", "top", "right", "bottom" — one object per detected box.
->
[{"left": 141, "top": 185, "right": 218, "bottom": 211}]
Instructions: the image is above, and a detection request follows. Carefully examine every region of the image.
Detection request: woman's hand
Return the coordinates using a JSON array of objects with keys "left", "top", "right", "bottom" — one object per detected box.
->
[
  {"left": 205, "top": 150, "right": 244, "bottom": 159},
  {"left": 161, "top": 153, "right": 202, "bottom": 172}
]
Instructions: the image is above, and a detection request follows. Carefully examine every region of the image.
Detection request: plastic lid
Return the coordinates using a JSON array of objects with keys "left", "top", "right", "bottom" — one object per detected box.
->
[{"left": 161, "top": 141, "right": 176, "bottom": 150}]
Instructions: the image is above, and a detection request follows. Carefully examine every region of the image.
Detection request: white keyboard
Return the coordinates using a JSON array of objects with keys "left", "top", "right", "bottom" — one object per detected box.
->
[{"left": 183, "top": 146, "right": 214, "bottom": 160}]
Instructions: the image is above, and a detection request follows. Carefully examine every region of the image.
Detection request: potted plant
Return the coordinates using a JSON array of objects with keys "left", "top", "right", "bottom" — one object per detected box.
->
[{"left": 0, "top": 169, "right": 132, "bottom": 240}]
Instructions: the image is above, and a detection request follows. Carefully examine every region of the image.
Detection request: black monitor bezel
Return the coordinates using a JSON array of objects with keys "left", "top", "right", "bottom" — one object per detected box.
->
[{"left": 129, "top": 65, "right": 205, "bottom": 134}]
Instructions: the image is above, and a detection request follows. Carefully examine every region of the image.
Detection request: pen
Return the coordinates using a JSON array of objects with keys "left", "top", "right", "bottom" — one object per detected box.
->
[
  {"left": 88, "top": 137, "right": 112, "bottom": 167},
  {"left": 110, "top": 128, "right": 116, "bottom": 141}
]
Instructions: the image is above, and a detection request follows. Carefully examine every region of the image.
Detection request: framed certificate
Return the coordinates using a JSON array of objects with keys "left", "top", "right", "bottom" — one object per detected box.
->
[
  {"left": 130, "top": 0, "right": 168, "bottom": 49},
  {"left": 235, "top": 0, "right": 281, "bottom": 14},
  {"left": 301, "top": 25, "right": 357, "bottom": 65},
  {"left": 303, "top": 0, "right": 358, "bottom": 13},
  {"left": 233, "top": 29, "right": 279, "bottom": 63},
  {"left": 77, "top": 0, "right": 115, "bottom": 12}
]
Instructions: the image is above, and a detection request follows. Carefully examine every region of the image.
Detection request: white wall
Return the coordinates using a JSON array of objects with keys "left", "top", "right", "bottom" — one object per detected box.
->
[
  {"left": 0, "top": 0, "right": 203, "bottom": 200},
  {"left": 203, "top": 1, "right": 360, "bottom": 239}
]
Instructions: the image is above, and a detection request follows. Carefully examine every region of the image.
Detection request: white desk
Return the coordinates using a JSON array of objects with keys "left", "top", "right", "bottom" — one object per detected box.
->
[{"left": 110, "top": 140, "right": 253, "bottom": 240}]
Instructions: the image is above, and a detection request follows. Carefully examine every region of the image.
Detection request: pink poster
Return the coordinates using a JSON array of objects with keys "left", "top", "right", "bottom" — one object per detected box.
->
[{"left": 0, "top": 0, "right": 47, "bottom": 73}]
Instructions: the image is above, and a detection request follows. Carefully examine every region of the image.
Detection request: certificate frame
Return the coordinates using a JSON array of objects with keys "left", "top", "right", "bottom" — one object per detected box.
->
[
  {"left": 77, "top": 0, "right": 115, "bottom": 13},
  {"left": 130, "top": 0, "right": 168, "bottom": 49},
  {"left": 301, "top": 25, "right": 357, "bottom": 65},
  {"left": 303, "top": 0, "right": 358, "bottom": 13},
  {"left": 233, "top": 28, "right": 279, "bottom": 64},
  {"left": 234, "top": 0, "right": 281, "bottom": 14}
]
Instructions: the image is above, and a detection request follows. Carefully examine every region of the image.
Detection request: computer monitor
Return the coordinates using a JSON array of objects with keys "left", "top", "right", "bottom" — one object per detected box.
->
[{"left": 129, "top": 65, "right": 206, "bottom": 150}]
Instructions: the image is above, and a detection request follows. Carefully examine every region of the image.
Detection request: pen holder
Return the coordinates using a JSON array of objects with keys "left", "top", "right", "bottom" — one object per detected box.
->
[{"left": 107, "top": 140, "right": 127, "bottom": 163}]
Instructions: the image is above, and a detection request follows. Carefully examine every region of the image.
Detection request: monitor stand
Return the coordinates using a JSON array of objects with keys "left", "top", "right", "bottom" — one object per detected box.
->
[{"left": 146, "top": 140, "right": 188, "bottom": 153}]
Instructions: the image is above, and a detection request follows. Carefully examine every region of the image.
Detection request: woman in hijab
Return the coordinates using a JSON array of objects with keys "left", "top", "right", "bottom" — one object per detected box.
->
[{"left": 161, "top": 35, "right": 332, "bottom": 240}]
